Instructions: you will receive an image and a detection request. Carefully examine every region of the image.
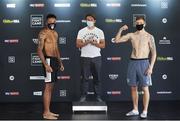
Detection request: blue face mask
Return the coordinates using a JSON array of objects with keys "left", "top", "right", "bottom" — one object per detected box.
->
[{"left": 86, "top": 21, "right": 94, "bottom": 27}]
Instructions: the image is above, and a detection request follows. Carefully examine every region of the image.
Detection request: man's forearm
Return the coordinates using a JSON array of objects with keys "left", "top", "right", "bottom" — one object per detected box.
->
[
  {"left": 56, "top": 49, "right": 63, "bottom": 66},
  {"left": 149, "top": 52, "right": 157, "bottom": 69},
  {"left": 76, "top": 40, "right": 89, "bottom": 48},
  {"left": 37, "top": 49, "right": 47, "bottom": 66},
  {"left": 115, "top": 29, "right": 123, "bottom": 43},
  {"left": 93, "top": 42, "right": 105, "bottom": 48}
]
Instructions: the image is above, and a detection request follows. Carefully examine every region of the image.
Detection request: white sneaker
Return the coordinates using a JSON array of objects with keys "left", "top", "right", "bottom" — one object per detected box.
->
[
  {"left": 126, "top": 110, "right": 139, "bottom": 116},
  {"left": 140, "top": 111, "right": 147, "bottom": 118}
]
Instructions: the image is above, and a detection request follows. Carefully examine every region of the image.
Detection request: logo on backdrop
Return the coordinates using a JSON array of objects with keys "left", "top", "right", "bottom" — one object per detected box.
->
[
  {"left": 4, "top": 39, "right": 19, "bottom": 44},
  {"left": 59, "top": 90, "right": 67, "bottom": 97},
  {"left": 30, "top": 14, "right": 44, "bottom": 28},
  {"left": 157, "top": 56, "right": 173, "bottom": 61},
  {"left": 159, "top": 37, "right": 171, "bottom": 45},
  {"left": 54, "top": 3, "right": 71, "bottom": 8},
  {"left": 80, "top": 3, "right": 97, "bottom": 8},
  {"left": 56, "top": 20, "right": 71, "bottom": 23},
  {"left": 105, "top": 19, "right": 122, "bottom": 23},
  {"left": 131, "top": 4, "right": 147, "bottom": 7},
  {"left": 32, "top": 38, "right": 39, "bottom": 44},
  {"left": 3, "top": 19, "right": 20, "bottom": 24},
  {"left": 5, "top": 91, "right": 20, "bottom": 96},
  {"left": 29, "top": 3, "right": 45, "bottom": 8},
  {"left": 8, "top": 56, "right": 15, "bottom": 63},
  {"left": 106, "top": 3, "right": 121, "bottom": 7},
  {"left": 162, "top": 74, "right": 168, "bottom": 80},
  {"left": 33, "top": 91, "right": 42, "bottom": 96},
  {"left": 59, "top": 37, "right": 67, "bottom": 44},
  {"left": 31, "top": 53, "right": 42, "bottom": 66},
  {"left": 162, "top": 18, "right": 167, "bottom": 23},
  {"left": 9, "top": 75, "right": 15, "bottom": 81},
  {"left": 161, "top": 1, "right": 168, "bottom": 9},
  {"left": 107, "top": 57, "right": 121, "bottom": 61},
  {"left": 6, "top": 3, "right": 16, "bottom": 8},
  {"left": 57, "top": 76, "right": 71, "bottom": 80},
  {"left": 109, "top": 74, "right": 119, "bottom": 80},
  {"left": 107, "top": 91, "right": 121, "bottom": 95}
]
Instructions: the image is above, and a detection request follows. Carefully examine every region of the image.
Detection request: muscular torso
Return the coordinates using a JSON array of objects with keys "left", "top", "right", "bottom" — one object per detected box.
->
[
  {"left": 130, "top": 31, "right": 151, "bottom": 59},
  {"left": 42, "top": 28, "right": 58, "bottom": 57}
]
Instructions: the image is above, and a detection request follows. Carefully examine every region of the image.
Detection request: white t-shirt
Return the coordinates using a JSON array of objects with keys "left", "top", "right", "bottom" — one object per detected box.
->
[{"left": 77, "top": 27, "right": 105, "bottom": 58}]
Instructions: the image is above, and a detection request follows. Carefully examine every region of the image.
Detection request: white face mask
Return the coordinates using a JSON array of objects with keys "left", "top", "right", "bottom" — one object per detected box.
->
[{"left": 86, "top": 21, "right": 94, "bottom": 27}]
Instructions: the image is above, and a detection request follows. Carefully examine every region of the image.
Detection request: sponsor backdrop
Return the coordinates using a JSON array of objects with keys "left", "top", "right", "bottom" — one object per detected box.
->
[{"left": 0, "top": 0, "right": 179, "bottom": 102}]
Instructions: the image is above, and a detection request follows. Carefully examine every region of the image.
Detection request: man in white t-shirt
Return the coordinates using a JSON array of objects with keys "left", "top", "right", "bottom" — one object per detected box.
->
[{"left": 76, "top": 14, "right": 105, "bottom": 102}]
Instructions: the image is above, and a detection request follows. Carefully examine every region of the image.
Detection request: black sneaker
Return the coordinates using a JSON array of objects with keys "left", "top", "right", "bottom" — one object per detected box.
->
[
  {"left": 96, "top": 96, "right": 103, "bottom": 102},
  {"left": 79, "top": 96, "right": 86, "bottom": 102}
]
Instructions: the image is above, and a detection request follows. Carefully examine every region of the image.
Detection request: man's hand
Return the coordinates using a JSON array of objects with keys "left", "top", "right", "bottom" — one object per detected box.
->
[
  {"left": 60, "top": 64, "right": 64, "bottom": 71},
  {"left": 84, "top": 40, "right": 91, "bottom": 45},
  {"left": 145, "top": 66, "right": 153, "bottom": 76},
  {"left": 119, "top": 25, "right": 128, "bottom": 31},
  {"left": 90, "top": 39, "right": 98, "bottom": 45},
  {"left": 114, "top": 25, "right": 130, "bottom": 43},
  {"left": 45, "top": 64, "right": 53, "bottom": 73}
]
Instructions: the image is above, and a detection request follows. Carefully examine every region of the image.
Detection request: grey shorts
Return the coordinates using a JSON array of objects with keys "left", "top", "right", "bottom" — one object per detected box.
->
[{"left": 127, "top": 58, "right": 152, "bottom": 87}]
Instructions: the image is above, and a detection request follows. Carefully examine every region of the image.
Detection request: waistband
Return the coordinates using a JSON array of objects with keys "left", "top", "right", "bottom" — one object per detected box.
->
[
  {"left": 130, "top": 58, "right": 149, "bottom": 61},
  {"left": 45, "top": 56, "right": 58, "bottom": 59}
]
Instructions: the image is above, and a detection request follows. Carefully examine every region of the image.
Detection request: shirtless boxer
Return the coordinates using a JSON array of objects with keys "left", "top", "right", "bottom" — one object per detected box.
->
[
  {"left": 114, "top": 16, "right": 157, "bottom": 118},
  {"left": 37, "top": 14, "right": 64, "bottom": 120}
]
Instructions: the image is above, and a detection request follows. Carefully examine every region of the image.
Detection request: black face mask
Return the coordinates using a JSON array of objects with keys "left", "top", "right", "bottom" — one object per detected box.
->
[
  {"left": 136, "top": 24, "right": 144, "bottom": 31},
  {"left": 47, "top": 23, "right": 56, "bottom": 30}
]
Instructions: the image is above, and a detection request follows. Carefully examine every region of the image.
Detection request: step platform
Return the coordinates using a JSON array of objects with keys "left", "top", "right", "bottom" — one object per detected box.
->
[{"left": 72, "top": 101, "right": 107, "bottom": 112}]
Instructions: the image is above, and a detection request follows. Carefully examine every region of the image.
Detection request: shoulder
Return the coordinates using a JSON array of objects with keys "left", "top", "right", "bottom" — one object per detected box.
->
[
  {"left": 39, "top": 28, "right": 48, "bottom": 35},
  {"left": 146, "top": 32, "right": 154, "bottom": 41},
  {"left": 54, "top": 31, "right": 58, "bottom": 36},
  {"left": 126, "top": 32, "right": 134, "bottom": 37},
  {"left": 95, "top": 27, "right": 104, "bottom": 33},
  {"left": 78, "top": 27, "right": 87, "bottom": 33}
]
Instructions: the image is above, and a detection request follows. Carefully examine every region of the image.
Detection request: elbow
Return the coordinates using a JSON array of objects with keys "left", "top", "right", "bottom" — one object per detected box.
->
[
  {"left": 114, "top": 38, "right": 121, "bottom": 43},
  {"left": 76, "top": 43, "right": 80, "bottom": 48},
  {"left": 37, "top": 48, "right": 41, "bottom": 56},
  {"left": 102, "top": 44, "right": 105, "bottom": 48}
]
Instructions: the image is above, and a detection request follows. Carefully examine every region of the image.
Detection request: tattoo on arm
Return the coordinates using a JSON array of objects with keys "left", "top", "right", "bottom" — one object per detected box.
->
[
  {"left": 37, "top": 31, "right": 46, "bottom": 66},
  {"left": 149, "top": 36, "right": 157, "bottom": 69},
  {"left": 38, "top": 31, "right": 46, "bottom": 49},
  {"left": 150, "top": 36, "right": 156, "bottom": 53}
]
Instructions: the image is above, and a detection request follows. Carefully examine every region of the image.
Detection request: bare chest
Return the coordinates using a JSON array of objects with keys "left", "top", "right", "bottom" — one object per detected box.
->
[
  {"left": 45, "top": 32, "right": 58, "bottom": 44},
  {"left": 131, "top": 34, "right": 149, "bottom": 48}
]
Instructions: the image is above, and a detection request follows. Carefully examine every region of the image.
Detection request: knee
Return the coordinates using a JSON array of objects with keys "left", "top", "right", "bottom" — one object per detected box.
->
[
  {"left": 131, "top": 86, "right": 137, "bottom": 92},
  {"left": 45, "top": 83, "right": 53, "bottom": 91},
  {"left": 142, "top": 87, "right": 149, "bottom": 93}
]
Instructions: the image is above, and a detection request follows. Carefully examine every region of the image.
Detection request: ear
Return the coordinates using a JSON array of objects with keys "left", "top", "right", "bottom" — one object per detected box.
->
[
  {"left": 143, "top": 23, "right": 146, "bottom": 27},
  {"left": 144, "top": 22, "right": 146, "bottom": 27}
]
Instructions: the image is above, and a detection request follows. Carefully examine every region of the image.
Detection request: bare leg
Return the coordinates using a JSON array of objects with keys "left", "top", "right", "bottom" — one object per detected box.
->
[
  {"left": 131, "top": 86, "right": 139, "bottom": 111},
  {"left": 142, "top": 86, "right": 150, "bottom": 112},
  {"left": 43, "top": 83, "right": 58, "bottom": 119}
]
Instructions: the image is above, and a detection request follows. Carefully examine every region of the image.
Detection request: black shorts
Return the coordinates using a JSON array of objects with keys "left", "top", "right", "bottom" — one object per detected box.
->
[{"left": 43, "top": 56, "right": 59, "bottom": 83}]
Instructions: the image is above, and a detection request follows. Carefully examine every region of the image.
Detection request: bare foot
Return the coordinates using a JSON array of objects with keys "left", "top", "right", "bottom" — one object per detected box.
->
[
  {"left": 43, "top": 113, "right": 58, "bottom": 120},
  {"left": 50, "top": 112, "right": 59, "bottom": 117}
]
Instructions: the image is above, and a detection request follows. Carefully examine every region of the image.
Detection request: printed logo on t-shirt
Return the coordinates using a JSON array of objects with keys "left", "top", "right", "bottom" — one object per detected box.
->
[{"left": 82, "top": 33, "right": 99, "bottom": 42}]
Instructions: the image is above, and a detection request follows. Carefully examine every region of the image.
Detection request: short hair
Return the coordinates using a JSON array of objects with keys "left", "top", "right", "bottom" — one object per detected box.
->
[
  {"left": 85, "top": 13, "right": 96, "bottom": 20},
  {"left": 136, "top": 16, "right": 145, "bottom": 21},
  {"left": 46, "top": 14, "right": 57, "bottom": 20}
]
